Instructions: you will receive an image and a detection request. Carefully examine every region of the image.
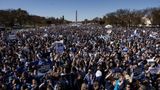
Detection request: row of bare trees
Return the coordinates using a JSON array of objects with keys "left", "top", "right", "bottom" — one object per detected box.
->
[
  {"left": 0, "top": 8, "right": 70, "bottom": 27},
  {"left": 84, "top": 7, "right": 160, "bottom": 27}
]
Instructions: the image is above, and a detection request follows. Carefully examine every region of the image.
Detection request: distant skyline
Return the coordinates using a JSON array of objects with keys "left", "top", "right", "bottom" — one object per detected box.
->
[{"left": 0, "top": 0, "right": 160, "bottom": 21}]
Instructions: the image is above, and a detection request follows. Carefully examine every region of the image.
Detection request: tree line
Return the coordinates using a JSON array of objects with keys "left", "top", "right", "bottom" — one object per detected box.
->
[
  {"left": 0, "top": 8, "right": 70, "bottom": 28},
  {"left": 84, "top": 7, "right": 160, "bottom": 27}
]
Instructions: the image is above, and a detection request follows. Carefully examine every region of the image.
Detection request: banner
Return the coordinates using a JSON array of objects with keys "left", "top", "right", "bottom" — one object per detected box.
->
[{"left": 53, "top": 40, "right": 65, "bottom": 54}]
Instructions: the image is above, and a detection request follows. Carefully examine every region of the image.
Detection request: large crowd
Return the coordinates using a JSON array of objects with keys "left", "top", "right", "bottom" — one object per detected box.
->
[{"left": 0, "top": 25, "right": 160, "bottom": 90}]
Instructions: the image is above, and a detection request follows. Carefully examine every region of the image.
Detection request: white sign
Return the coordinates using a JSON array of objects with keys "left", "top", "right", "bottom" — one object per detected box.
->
[{"left": 53, "top": 40, "right": 65, "bottom": 54}]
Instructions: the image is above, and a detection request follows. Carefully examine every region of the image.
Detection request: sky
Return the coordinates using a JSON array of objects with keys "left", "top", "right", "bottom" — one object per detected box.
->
[{"left": 0, "top": 0, "right": 160, "bottom": 21}]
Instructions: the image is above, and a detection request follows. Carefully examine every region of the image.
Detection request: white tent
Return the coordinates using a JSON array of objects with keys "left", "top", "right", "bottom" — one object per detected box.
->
[{"left": 105, "top": 25, "right": 113, "bottom": 29}]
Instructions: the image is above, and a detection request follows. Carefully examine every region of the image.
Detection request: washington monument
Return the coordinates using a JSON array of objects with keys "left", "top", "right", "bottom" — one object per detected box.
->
[{"left": 76, "top": 10, "right": 77, "bottom": 24}]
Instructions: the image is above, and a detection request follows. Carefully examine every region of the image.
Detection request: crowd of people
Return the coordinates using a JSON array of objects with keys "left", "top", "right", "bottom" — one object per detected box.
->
[{"left": 0, "top": 25, "right": 160, "bottom": 90}]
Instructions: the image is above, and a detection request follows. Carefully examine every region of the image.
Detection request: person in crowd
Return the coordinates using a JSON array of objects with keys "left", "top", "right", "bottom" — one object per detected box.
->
[{"left": 81, "top": 83, "right": 88, "bottom": 90}]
